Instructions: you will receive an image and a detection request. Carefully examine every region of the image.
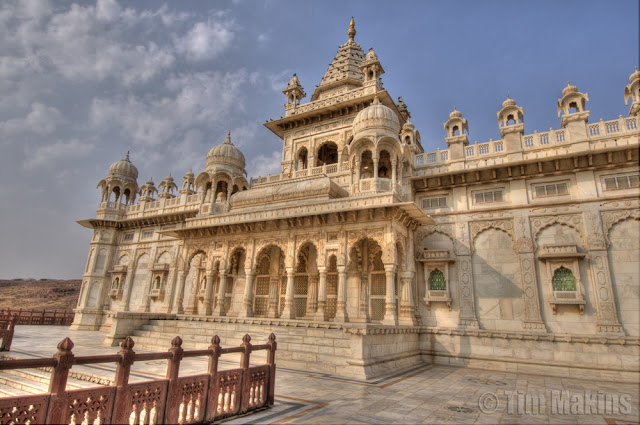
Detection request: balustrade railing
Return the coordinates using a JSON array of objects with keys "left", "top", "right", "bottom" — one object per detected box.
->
[
  {"left": 0, "top": 315, "right": 18, "bottom": 351},
  {"left": 0, "top": 308, "right": 74, "bottom": 326},
  {"left": 0, "top": 333, "right": 276, "bottom": 424}
]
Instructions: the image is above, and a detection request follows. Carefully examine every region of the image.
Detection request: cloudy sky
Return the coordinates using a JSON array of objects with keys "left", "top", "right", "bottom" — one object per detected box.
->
[{"left": 0, "top": 0, "right": 637, "bottom": 279}]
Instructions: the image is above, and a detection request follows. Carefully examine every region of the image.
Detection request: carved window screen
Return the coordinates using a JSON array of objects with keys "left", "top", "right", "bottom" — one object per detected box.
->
[
  {"left": 552, "top": 267, "right": 577, "bottom": 291},
  {"left": 428, "top": 270, "right": 446, "bottom": 290}
]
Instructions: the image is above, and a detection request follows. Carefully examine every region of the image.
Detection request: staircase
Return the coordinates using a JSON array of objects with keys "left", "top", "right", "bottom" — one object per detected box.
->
[
  {"left": 129, "top": 318, "right": 357, "bottom": 375},
  {"left": 0, "top": 363, "right": 101, "bottom": 397}
]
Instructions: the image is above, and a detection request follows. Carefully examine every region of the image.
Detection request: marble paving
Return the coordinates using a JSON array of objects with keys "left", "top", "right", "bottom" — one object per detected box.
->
[{"left": 3, "top": 326, "right": 639, "bottom": 424}]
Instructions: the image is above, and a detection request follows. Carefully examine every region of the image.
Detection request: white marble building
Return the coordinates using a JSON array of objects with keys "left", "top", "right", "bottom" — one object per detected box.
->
[{"left": 73, "top": 20, "right": 640, "bottom": 381}]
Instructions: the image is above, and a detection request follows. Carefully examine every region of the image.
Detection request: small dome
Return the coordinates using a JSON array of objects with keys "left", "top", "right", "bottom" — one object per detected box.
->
[
  {"left": 206, "top": 132, "right": 246, "bottom": 170},
  {"left": 185, "top": 169, "right": 194, "bottom": 178},
  {"left": 353, "top": 96, "right": 401, "bottom": 136},
  {"left": 145, "top": 177, "right": 154, "bottom": 186},
  {"left": 163, "top": 174, "right": 174, "bottom": 184},
  {"left": 502, "top": 96, "right": 517, "bottom": 108},
  {"left": 109, "top": 151, "right": 138, "bottom": 180},
  {"left": 402, "top": 120, "right": 415, "bottom": 132},
  {"left": 449, "top": 107, "right": 462, "bottom": 119},
  {"left": 562, "top": 81, "right": 578, "bottom": 96},
  {"left": 630, "top": 66, "right": 640, "bottom": 82}
]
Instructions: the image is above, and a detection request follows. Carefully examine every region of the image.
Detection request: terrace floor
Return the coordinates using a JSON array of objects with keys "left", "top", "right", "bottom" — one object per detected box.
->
[{"left": 3, "top": 325, "right": 639, "bottom": 424}]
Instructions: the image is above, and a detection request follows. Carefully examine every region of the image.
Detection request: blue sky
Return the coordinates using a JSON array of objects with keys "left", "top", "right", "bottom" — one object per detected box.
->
[{"left": 0, "top": 0, "right": 637, "bottom": 278}]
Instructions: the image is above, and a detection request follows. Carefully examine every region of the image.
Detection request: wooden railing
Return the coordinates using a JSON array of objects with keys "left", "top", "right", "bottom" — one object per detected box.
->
[
  {"left": 0, "top": 315, "right": 18, "bottom": 351},
  {"left": 0, "top": 333, "right": 277, "bottom": 424},
  {"left": 0, "top": 308, "right": 75, "bottom": 326}
]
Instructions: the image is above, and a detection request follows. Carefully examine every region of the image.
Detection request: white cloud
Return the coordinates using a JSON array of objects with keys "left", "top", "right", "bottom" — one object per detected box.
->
[
  {"left": 0, "top": 102, "right": 63, "bottom": 137},
  {"left": 257, "top": 33, "right": 270, "bottom": 45},
  {"left": 176, "top": 16, "right": 234, "bottom": 61},
  {"left": 89, "top": 70, "right": 255, "bottom": 164},
  {"left": 24, "top": 139, "right": 95, "bottom": 170},
  {"left": 247, "top": 150, "right": 281, "bottom": 178}
]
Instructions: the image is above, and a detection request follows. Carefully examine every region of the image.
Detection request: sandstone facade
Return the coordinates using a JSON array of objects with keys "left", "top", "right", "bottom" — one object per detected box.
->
[{"left": 73, "top": 20, "right": 640, "bottom": 381}]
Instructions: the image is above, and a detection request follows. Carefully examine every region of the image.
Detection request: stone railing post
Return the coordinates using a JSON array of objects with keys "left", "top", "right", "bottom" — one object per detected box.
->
[
  {"left": 112, "top": 337, "right": 136, "bottom": 423},
  {"left": 239, "top": 334, "right": 253, "bottom": 414},
  {"left": 266, "top": 333, "right": 277, "bottom": 406},
  {"left": 205, "top": 335, "right": 222, "bottom": 423},
  {"left": 46, "top": 337, "right": 75, "bottom": 424},
  {"left": 165, "top": 336, "right": 184, "bottom": 424}
]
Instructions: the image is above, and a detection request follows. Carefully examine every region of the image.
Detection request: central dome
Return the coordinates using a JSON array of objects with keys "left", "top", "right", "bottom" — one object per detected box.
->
[
  {"left": 352, "top": 96, "right": 401, "bottom": 137},
  {"left": 206, "top": 132, "right": 246, "bottom": 171}
]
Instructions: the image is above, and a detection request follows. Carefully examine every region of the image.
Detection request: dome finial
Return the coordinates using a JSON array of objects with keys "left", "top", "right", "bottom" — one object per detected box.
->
[
  {"left": 507, "top": 94, "right": 510, "bottom": 99},
  {"left": 125, "top": 150, "right": 130, "bottom": 160},
  {"left": 348, "top": 17, "right": 356, "bottom": 41},
  {"left": 225, "top": 131, "right": 231, "bottom": 144}
]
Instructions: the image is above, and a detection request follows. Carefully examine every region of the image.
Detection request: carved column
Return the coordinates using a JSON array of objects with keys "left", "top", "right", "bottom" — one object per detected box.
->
[
  {"left": 225, "top": 188, "right": 232, "bottom": 213},
  {"left": 382, "top": 265, "right": 398, "bottom": 325},
  {"left": 266, "top": 276, "right": 280, "bottom": 318},
  {"left": 585, "top": 212, "right": 625, "bottom": 335},
  {"left": 359, "top": 272, "right": 370, "bottom": 322},
  {"left": 334, "top": 266, "right": 348, "bottom": 322},
  {"left": 305, "top": 274, "right": 318, "bottom": 318},
  {"left": 172, "top": 271, "right": 187, "bottom": 314},
  {"left": 242, "top": 270, "right": 255, "bottom": 317},
  {"left": 209, "top": 177, "right": 218, "bottom": 213},
  {"left": 515, "top": 217, "right": 547, "bottom": 332},
  {"left": 121, "top": 248, "right": 137, "bottom": 312},
  {"left": 391, "top": 158, "right": 397, "bottom": 188},
  {"left": 213, "top": 272, "right": 227, "bottom": 316},
  {"left": 315, "top": 267, "right": 328, "bottom": 321},
  {"left": 399, "top": 272, "right": 417, "bottom": 326},
  {"left": 456, "top": 222, "right": 478, "bottom": 329},
  {"left": 373, "top": 156, "right": 379, "bottom": 179},
  {"left": 203, "top": 272, "right": 215, "bottom": 316},
  {"left": 280, "top": 268, "right": 296, "bottom": 319}
]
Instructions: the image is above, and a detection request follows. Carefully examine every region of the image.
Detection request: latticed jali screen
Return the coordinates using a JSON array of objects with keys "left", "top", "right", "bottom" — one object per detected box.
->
[
  {"left": 293, "top": 274, "right": 308, "bottom": 317},
  {"left": 224, "top": 279, "right": 234, "bottom": 312},
  {"left": 370, "top": 272, "right": 386, "bottom": 321},
  {"left": 326, "top": 273, "right": 338, "bottom": 319},
  {"left": 253, "top": 276, "right": 269, "bottom": 316}
]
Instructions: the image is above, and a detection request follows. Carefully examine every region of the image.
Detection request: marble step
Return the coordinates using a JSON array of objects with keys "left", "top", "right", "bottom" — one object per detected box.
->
[{"left": 0, "top": 368, "right": 99, "bottom": 396}]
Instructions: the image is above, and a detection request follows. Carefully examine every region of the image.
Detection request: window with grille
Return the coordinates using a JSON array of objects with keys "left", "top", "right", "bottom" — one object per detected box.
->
[
  {"left": 552, "top": 267, "right": 577, "bottom": 291},
  {"left": 141, "top": 230, "right": 154, "bottom": 239},
  {"left": 533, "top": 182, "right": 569, "bottom": 198},
  {"left": 422, "top": 196, "right": 447, "bottom": 209},
  {"left": 603, "top": 174, "right": 640, "bottom": 191},
  {"left": 428, "top": 270, "right": 446, "bottom": 290},
  {"left": 473, "top": 190, "right": 504, "bottom": 204},
  {"left": 122, "top": 233, "right": 134, "bottom": 242}
]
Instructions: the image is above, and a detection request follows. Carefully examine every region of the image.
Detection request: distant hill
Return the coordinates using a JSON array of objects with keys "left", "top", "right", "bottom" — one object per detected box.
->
[{"left": 0, "top": 279, "right": 81, "bottom": 310}]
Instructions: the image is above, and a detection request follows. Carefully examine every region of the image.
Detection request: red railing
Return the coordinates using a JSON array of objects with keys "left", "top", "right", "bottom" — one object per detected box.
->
[
  {"left": 0, "top": 333, "right": 277, "bottom": 424},
  {"left": 0, "top": 315, "right": 18, "bottom": 351},
  {"left": 0, "top": 308, "right": 75, "bottom": 326}
]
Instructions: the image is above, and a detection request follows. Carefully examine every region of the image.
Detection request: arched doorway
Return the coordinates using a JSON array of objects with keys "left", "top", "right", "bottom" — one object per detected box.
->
[
  {"left": 253, "top": 245, "right": 285, "bottom": 318},
  {"left": 293, "top": 243, "right": 318, "bottom": 318},
  {"left": 350, "top": 238, "right": 386, "bottom": 322}
]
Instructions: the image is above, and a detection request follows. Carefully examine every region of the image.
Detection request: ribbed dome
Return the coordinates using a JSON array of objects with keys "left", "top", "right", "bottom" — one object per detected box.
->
[
  {"left": 562, "top": 81, "right": 578, "bottom": 96},
  {"left": 206, "top": 132, "right": 246, "bottom": 170},
  {"left": 353, "top": 96, "right": 400, "bottom": 136},
  {"left": 109, "top": 151, "right": 138, "bottom": 180},
  {"left": 402, "top": 120, "right": 415, "bottom": 132},
  {"left": 502, "top": 97, "right": 516, "bottom": 108},
  {"left": 449, "top": 107, "right": 462, "bottom": 119}
]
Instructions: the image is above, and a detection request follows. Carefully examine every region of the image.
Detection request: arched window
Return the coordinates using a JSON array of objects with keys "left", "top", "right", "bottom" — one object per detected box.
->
[
  {"left": 112, "top": 277, "right": 120, "bottom": 289},
  {"left": 154, "top": 276, "right": 161, "bottom": 289},
  {"left": 316, "top": 142, "right": 338, "bottom": 166},
  {"left": 297, "top": 147, "right": 308, "bottom": 170},
  {"left": 552, "top": 267, "right": 576, "bottom": 291},
  {"left": 428, "top": 270, "right": 446, "bottom": 290}
]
